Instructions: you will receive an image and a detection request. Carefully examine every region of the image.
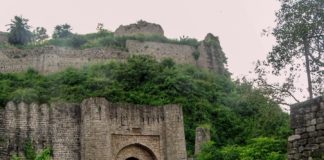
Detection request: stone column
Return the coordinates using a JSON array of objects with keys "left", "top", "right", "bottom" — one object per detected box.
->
[{"left": 195, "top": 127, "right": 211, "bottom": 155}]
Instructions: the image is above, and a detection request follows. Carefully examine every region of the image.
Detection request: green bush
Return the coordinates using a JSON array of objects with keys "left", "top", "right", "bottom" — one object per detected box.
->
[
  {"left": 198, "top": 137, "right": 287, "bottom": 160},
  {"left": 69, "top": 34, "right": 87, "bottom": 48}
]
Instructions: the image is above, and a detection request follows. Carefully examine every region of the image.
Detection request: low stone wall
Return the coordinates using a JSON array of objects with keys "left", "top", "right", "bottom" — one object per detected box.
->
[{"left": 288, "top": 96, "right": 324, "bottom": 159}]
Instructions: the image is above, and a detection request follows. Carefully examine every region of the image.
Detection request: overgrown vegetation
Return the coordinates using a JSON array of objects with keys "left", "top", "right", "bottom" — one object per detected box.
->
[
  {"left": 43, "top": 30, "right": 200, "bottom": 50},
  {"left": 0, "top": 55, "right": 290, "bottom": 158},
  {"left": 11, "top": 139, "right": 52, "bottom": 160}
]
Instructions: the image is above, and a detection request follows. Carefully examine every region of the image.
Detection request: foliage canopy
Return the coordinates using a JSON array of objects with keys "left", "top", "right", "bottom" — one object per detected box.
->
[{"left": 0, "top": 55, "right": 289, "bottom": 157}]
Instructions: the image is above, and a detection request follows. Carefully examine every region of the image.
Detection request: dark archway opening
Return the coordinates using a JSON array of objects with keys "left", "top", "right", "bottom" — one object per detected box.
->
[{"left": 126, "top": 158, "right": 139, "bottom": 160}]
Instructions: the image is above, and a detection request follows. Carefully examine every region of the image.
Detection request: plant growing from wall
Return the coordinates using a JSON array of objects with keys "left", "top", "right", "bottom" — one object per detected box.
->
[
  {"left": 192, "top": 50, "right": 200, "bottom": 61},
  {"left": 11, "top": 139, "right": 52, "bottom": 160}
]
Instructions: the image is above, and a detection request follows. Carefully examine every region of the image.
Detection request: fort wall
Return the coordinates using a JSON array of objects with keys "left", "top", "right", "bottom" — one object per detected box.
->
[
  {"left": 0, "top": 39, "right": 224, "bottom": 74},
  {"left": 0, "top": 97, "right": 187, "bottom": 160},
  {"left": 126, "top": 40, "right": 196, "bottom": 65},
  {"left": 0, "top": 46, "right": 128, "bottom": 74},
  {"left": 288, "top": 96, "right": 324, "bottom": 159}
]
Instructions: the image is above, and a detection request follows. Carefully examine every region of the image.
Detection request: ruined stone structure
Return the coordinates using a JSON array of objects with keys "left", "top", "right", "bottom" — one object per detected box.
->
[
  {"left": 0, "top": 97, "right": 187, "bottom": 160},
  {"left": 194, "top": 127, "right": 211, "bottom": 155},
  {"left": 115, "top": 20, "right": 164, "bottom": 37},
  {"left": 288, "top": 96, "right": 324, "bottom": 159},
  {"left": 0, "top": 21, "right": 226, "bottom": 74},
  {"left": 0, "top": 46, "right": 127, "bottom": 74},
  {"left": 0, "top": 32, "right": 8, "bottom": 44}
]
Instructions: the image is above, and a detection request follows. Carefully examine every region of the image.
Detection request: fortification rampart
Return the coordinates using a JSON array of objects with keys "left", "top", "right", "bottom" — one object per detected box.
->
[
  {"left": 288, "top": 96, "right": 324, "bottom": 159},
  {"left": 0, "top": 46, "right": 128, "bottom": 74},
  {"left": 0, "top": 21, "right": 227, "bottom": 74},
  {"left": 0, "top": 36, "right": 225, "bottom": 74},
  {"left": 0, "top": 98, "right": 187, "bottom": 160},
  {"left": 126, "top": 40, "right": 196, "bottom": 64}
]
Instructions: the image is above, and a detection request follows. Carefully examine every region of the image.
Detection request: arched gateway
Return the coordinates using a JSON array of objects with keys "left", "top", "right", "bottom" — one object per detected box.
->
[{"left": 116, "top": 144, "right": 157, "bottom": 160}]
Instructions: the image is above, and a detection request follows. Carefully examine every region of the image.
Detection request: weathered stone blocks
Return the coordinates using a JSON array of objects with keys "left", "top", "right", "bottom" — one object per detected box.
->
[
  {"left": 115, "top": 20, "right": 164, "bottom": 37},
  {"left": 288, "top": 96, "right": 324, "bottom": 160},
  {"left": 0, "top": 97, "right": 187, "bottom": 160}
]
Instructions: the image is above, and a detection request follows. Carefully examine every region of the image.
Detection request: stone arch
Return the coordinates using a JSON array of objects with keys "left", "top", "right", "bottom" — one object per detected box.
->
[{"left": 116, "top": 143, "right": 158, "bottom": 160}]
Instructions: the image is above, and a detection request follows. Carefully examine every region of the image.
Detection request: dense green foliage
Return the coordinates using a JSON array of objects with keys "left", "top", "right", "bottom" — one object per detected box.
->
[
  {"left": 197, "top": 137, "right": 287, "bottom": 160},
  {"left": 0, "top": 56, "right": 289, "bottom": 158},
  {"left": 11, "top": 139, "right": 52, "bottom": 160},
  {"left": 7, "top": 16, "right": 33, "bottom": 45}
]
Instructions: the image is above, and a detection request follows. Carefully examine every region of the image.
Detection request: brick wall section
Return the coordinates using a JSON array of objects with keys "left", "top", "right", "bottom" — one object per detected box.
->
[
  {"left": 288, "top": 96, "right": 324, "bottom": 159},
  {"left": 51, "top": 103, "right": 81, "bottom": 160},
  {"left": 0, "top": 46, "right": 128, "bottom": 74},
  {"left": 0, "top": 98, "right": 187, "bottom": 160},
  {"left": 126, "top": 40, "right": 196, "bottom": 65},
  {"left": 0, "top": 108, "right": 7, "bottom": 159}
]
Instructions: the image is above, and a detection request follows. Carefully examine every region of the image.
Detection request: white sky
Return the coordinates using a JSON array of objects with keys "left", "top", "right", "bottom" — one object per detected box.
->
[{"left": 0, "top": 0, "right": 281, "bottom": 79}]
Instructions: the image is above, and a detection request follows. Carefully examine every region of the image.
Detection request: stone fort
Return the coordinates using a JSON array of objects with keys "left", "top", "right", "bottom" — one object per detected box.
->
[
  {"left": 0, "top": 97, "right": 188, "bottom": 160},
  {"left": 0, "top": 21, "right": 214, "bottom": 160},
  {"left": 0, "top": 21, "right": 226, "bottom": 75}
]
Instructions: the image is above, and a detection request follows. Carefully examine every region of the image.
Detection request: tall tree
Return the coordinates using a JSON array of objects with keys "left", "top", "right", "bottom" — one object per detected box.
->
[
  {"left": 33, "top": 27, "right": 49, "bottom": 43},
  {"left": 52, "top": 24, "right": 72, "bottom": 38},
  {"left": 257, "top": 0, "right": 323, "bottom": 102},
  {"left": 7, "top": 16, "right": 33, "bottom": 45}
]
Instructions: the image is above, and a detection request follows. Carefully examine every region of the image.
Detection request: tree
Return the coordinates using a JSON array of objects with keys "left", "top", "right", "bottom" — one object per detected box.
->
[
  {"left": 7, "top": 16, "right": 33, "bottom": 45},
  {"left": 52, "top": 24, "right": 72, "bottom": 38},
  {"left": 256, "top": 0, "right": 323, "bottom": 102},
  {"left": 33, "top": 27, "right": 49, "bottom": 43}
]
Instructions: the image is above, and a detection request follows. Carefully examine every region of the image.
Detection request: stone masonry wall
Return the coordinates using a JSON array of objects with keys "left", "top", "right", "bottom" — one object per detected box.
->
[
  {"left": 126, "top": 40, "right": 196, "bottom": 65},
  {"left": 0, "top": 46, "right": 128, "bottom": 74},
  {"left": 115, "top": 20, "right": 164, "bottom": 37},
  {"left": 0, "top": 98, "right": 187, "bottom": 160},
  {"left": 0, "top": 38, "right": 224, "bottom": 74},
  {"left": 288, "top": 96, "right": 324, "bottom": 159},
  {"left": 0, "top": 102, "right": 81, "bottom": 160}
]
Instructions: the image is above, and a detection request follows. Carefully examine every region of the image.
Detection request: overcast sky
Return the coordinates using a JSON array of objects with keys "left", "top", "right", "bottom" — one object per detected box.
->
[{"left": 0, "top": 0, "right": 280, "bottom": 79}]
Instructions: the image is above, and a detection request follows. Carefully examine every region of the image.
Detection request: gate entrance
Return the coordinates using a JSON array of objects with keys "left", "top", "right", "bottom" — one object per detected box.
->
[{"left": 116, "top": 144, "right": 157, "bottom": 160}]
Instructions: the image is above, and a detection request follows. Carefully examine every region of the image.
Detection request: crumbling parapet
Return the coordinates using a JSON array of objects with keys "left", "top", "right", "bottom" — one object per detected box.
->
[
  {"left": 288, "top": 96, "right": 324, "bottom": 160},
  {"left": 194, "top": 126, "right": 211, "bottom": 155},
  {"left": 115, "top": 20, "right": 164, "bottom": 37}
]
